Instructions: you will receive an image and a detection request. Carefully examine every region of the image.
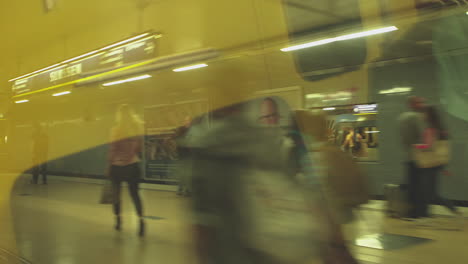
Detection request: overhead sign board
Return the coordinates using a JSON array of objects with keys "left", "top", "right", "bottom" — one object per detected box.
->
[
  {"left": 353, "top": 104, "right": 377, "bottom": 114},
  {"left": 12, "top": 34, "right": 157, "bottom": 96}
]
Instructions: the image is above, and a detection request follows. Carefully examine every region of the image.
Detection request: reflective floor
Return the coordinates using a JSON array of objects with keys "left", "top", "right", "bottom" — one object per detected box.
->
[{"left": 4, "top": 175, "right": 468, "bottom": 264}]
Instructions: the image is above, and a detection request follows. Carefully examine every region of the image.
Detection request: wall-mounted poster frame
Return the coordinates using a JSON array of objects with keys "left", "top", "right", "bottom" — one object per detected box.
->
[{"left": 143, "top": 99, "right": 208, "bottom": 183}]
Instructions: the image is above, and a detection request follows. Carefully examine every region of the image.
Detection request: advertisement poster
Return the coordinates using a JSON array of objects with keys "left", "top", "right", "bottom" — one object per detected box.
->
[{"left": 143, "top": 100, "right": 207, "bottom": 182}]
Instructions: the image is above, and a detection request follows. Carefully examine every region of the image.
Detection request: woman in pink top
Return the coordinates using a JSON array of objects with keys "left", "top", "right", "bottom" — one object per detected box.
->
[
  {"left": 416, "top": 105, "right": 460, "bottom": 219},
  {"left": 108, "top": 104, "right": 145, "bottom": 236}
]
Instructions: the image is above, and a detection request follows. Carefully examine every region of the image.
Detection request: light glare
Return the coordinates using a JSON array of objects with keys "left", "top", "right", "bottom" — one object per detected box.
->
[
  {"left": 102, "top": 74, "right": 152, "bottom": 86},
  {"left": 281, "top": 26, "right": 398, "bottom": 52},
  {"left": 173, "top": 64, "right": 208, "bottom": 72},
  {"left": 281, "top": 39, "right": 336, "bottom": 52},
  {"left": 334, "top": 26, "right": 398, "bottom": 41},
  {"left": 15, "top": 99, "right": 29, "bottom": 104},
  {"left": 52, "top": 91, "right": 72, "bottom": 97}
]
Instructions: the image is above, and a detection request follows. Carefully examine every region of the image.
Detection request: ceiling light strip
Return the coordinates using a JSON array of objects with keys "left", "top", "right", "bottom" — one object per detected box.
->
[
  {"left": 102, "top": 74, "right": 152, "bottom": 86},
  {"left": 173, "top": 63, "right": 208, "bottom": 72},
  {"left": 281, "top": 26, "right": 398, "bottom": 52},
  {"left": 52, "top": 91, "right": 71, "bottom": 97}
]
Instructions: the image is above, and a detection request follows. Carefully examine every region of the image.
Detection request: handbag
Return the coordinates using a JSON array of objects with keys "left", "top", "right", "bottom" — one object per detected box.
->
[
  {"left": 413, "top": 140, "right": 450, "bottom": 168},
  {"left": 99, "top": 180, "right": 114, "bottom": 204}
]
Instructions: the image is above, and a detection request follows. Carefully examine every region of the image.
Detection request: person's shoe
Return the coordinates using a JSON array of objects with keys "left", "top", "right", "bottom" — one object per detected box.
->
[
  {"left": 138, "top": 219, "right": 145, "bottom": 237},
  {"left": 115, "top": 216, "right": 121, "bottom": 231}
]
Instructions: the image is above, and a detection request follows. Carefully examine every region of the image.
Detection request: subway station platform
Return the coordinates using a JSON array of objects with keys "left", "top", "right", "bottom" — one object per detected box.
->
[{"left": 3, "top": 174, "right": 468, "bottom": 264}]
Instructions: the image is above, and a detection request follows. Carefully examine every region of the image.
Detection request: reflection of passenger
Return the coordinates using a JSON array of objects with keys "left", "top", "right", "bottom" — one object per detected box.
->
[
  {"left": 31, "top": 123, "right": 49, "bottom": 185},
  {"left": 367, "top": 130, "right": 376, "bottom": 148},
  {"left": 294, "top": 110, "right": 365, "bottom": 262},
  {"left": 108, "top": 104, "right": 145, "bottom": 236},
  {"left": 341, "top": 127, "right": 355, "bottom": 153},
  {"left": 191, "top": 102, "right": 358, "bottom": 264},
  {"left": 399, "top": 96, "right": 426, "bottom": 219},
  {"left": 259, "top": 97, "right": 280, "bottom": 125},
  {"left": 327, "top": 127, "right": 336, "bottom": 143},
  {"left": 154, "top": 138, "right": 173, "bottom": 160},
  {"left": 148, "top": 139, "right": 158, "bottom": 160},
  {"left": 164, "top": 138, "right": 178, "bottom": 160},
  {"left": 354, "top": 128, "right": 368, "bottom": 157},
  {"left": 416, "top": 105, "right": 461, "bottom": 219},
  {"left": 174, "top": 116, "right": 193, "bottom": 196}
]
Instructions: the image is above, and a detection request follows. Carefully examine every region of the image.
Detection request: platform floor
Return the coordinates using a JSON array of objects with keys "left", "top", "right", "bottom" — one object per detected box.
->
[{"left": 3, "top": 174, "right": 468, "bottom": 264}]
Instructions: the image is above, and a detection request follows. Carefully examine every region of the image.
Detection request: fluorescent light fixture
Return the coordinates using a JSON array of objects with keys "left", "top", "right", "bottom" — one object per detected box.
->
[
  {"left": 365, "top": 131, "right": 380, "bottom": 134},
  {"left": 334, "top": 26, "right": 398, "bottom": 41},
  {"left": 323, "top": 107, "right": 336, "bottom": 111},
  {"left": 306, "top": 93, "right": 324, "bottom": 99},
  {"left": 15, "top": 99, "right": 29, "bottom": 104},
  {"left": 76, "top": 48, "right": 219, "bottom": 87},
  {"left": 53, "top": 91, "right": 71, "bottom": 97},
  {"left": 323, "top": 97, "right": 350, "bottom": 102},
  {"left": 102, "top": 74, "right": 152, "bottom": 86},
  {"left": 281, "top": 38, "right": 336, "bottom": 52},
  {"left": 9, "top": 32, "right": 156, "bottom": 82},
  {"left": 281, "top": 26, "right": 398, "bottom": 52},
  {"left": 337, "top": 97, "right": 351, "bottom": 101},
  {"left": 173, "top": 63, "right": 208, "bottom": 72},
  {"left": 379, "top": 87, "right": 412, "bottom": 94}
]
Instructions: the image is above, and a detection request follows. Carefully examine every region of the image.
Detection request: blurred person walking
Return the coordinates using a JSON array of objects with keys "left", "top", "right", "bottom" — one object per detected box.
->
[
  {"left": 414, "top": 105, "right": 462, "bottom": 221},
  {"left": 190, "top": 96, "right": 359, "bottom": 264},
  {"left": 31, "top": 123, "right": 49, "bottom": 185},
  {"left": 353, "top": 127, "right": 368, "bottom": 158},
  {"left": 398, "top": 96, "right": 426, "bottom": 219},
  {"left": 174, "top": 116, "right": 193, "bottom": 196},
  {"left": 108, "top": 104, "right": 146, "bottom": 236},
  {"left": 341, "top": 127, "right": 355, "bottom": 154},
  {"left": 295, "top": 111, "right": 369, "bottom": 224}
]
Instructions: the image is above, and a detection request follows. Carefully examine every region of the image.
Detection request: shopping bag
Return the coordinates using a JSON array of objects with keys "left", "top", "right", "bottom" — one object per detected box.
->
[
  {"left": 413, "top": 140, "right": 450, "bottom": 168},
  {"left": 100, "top": 181, "right": 114, "bottom": 204}
]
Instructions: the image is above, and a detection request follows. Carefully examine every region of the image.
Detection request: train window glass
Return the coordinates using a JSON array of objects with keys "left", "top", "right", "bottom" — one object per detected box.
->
[
  {"left": 316, "top": 104, "right": 379, "bottom": 162},
  {"left": 282, "top": 0, "right": 366, "bottom": 81}
]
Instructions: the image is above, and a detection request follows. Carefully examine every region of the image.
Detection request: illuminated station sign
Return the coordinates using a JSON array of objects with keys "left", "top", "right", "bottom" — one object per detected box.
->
[
  {"left": 11, "top": 33, "right": 159, "bottom": 96},
  {"left": 353, "top": 104, "right": 377, "bottom": 114}
]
